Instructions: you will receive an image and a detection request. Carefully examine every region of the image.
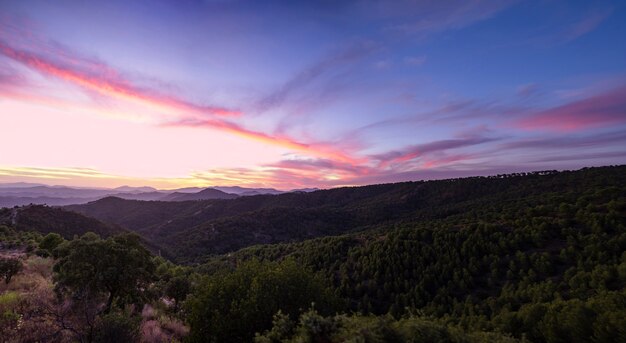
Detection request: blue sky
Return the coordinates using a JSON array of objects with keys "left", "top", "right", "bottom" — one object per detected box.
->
[{"left": 0, "top": 0, "right": 625, "bottom": 189}]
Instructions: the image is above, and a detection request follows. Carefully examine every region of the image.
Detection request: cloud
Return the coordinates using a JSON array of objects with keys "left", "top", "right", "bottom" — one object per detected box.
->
[
  {"left": 0, "top": 19, "right": 369, "bottom": 166},
  {"left": 0, "top": 19, "right": 240, "bottom": 119},
  {"left": 404, "top": 56, "right": 426, "bottom": 66},
  {"left": 254, "top": 41, "right": 379, "bottom": 113},
  {"left": 269, "top": 158, "right": 374, "bottom": 176},
  {"left": 347, "top": 98, "right": 524, "bottom": 139},
  {"left": 0, "top": 64, "right": 27, "bottom": 86},
  {"left": 371, "top": 135, "right": 496, "bottom": 166},
  {"left": 385, "top": 0, "right": 515, "bottom": 36},
  {"left": 0, "top": 166, "right": 114, "bottom": 180},
  {"left": 529, "top": 150, "right": 626, "bottom": 164},
  {"left": 512, "top": 85, "right": 626, "bottom": 131},
  {"left": 516, "top": 83, "right": 539, "bottom": 98},
  {"left": 562, "top": 8, "right": 612, "bottom": 42},
  {"left": 163, "top": 118, "right": 362, "bottom": 164},
  {"left": 502, "top": 129, "right": 626, "bottom": 151},
  {"left": 374, "top": 60, "right": 392, "bottom": 69}
]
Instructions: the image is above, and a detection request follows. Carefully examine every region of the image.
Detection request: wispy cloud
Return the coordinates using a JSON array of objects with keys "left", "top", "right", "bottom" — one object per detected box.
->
[
  {"left": 516, "top": 83, "right": 540, "bottom": 98},
  {"left": 0, "top": 40, "right": 240, "bottom": 118},
  {"left": 529, "top": 150, "right": 626, "bottom": 163},
  {"left": 385, "top": 0, "right": 515, "bottom": 36},
  {"left": 0, "top": 166, "right": 114, "bottom": 180},
  {"left": 371, "top": 135, "right": 496, "bottom": 167},
  {"left": 254, "top": 41, "right": 379, "bottom": 113},
  {"left": 162, "top": 118, "right": 363, "bottom": 164},
  {"left": 562, "top": 8, "right": 612, "bottom": 42},
  {"left": 404, "top": 55, "right": 426, "bottom": 66},
  {"left": 502, "top": 129, "right": 626, "bottom": 151},
  {"left": 0, "top": 19, "right": 368, "bottom": 166},
  {"left": 512, "top": 85, "right": 626, "bottom": 131}
]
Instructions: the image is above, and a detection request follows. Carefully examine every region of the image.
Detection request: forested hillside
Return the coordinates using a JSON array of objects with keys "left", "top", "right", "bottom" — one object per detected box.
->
[
  {"left": 190, "top": 165, "right": 626, "bottom": 342},
  {"left": 70, "top": 165, "right": 626, "bottom": 263},
  {"left": 1, "top": 166, "right": 624, "bottom": 342},
  {"left": 0, "top": 205, "right": 124, "bottom": 239}
]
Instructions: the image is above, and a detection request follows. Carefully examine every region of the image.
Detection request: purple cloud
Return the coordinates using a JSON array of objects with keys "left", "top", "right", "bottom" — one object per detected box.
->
[{"left": 512, "top": 85, "right": 626, "bottom": 131}]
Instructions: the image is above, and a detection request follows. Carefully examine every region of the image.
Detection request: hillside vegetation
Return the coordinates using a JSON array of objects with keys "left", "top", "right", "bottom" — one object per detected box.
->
[
  {"left": 0, "top": 166, "right": 624, "bottom": 342},
  {"left": 0, "top": 205, "right": 124, "bottom": 239},
  {"left": 69, "top": 165, "right": 625, "bottom": 263}
]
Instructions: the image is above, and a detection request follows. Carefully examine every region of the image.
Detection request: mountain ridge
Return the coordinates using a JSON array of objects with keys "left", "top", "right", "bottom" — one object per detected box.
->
[{"left": 66, "top": 165, "right": 626, "bottom": 263}]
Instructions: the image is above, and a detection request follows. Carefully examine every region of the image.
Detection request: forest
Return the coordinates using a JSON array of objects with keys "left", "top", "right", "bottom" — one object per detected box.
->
[{"left": 0, "top": 165, "right": 624, "bottom": 342}]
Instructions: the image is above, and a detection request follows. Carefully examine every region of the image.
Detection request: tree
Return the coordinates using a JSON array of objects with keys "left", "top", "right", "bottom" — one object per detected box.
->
[
  {"left": 38, "top": 232, "right": 65, "bottom": 256},
  {"left": 0, "top": 257, "right": 22, "bottom": 284},
  {"left": 53, "top": 233, "right": 156, "bottom": 313},
  {"left": 186, "top": 259, "right": 341, "bottom": 342},
  {"left": 93, "top": 312, "right": 140, "bottom": 343},
  {"left": 165, "top": 275, "right": 191, "bottom": 311}
]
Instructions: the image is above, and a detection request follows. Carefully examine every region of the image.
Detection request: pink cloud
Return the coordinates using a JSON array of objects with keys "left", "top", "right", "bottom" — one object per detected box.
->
[
  {"left": 268, "top": 158, "right": 374, "bottom": 177},
  {"left": 164, "top": 119, "right": 363, "bottom": 165},
  {"left": 513, "top": 85, "right": 626, "bottom": 132},
  {"left": 0, "top": 24, "right": 240, "bottom": 118},
  {"left": 371, "top": 136, "right": 496, "bottom": 167},
  {"left": 0, "top": 22, "right": 369, "bottom": 166}
]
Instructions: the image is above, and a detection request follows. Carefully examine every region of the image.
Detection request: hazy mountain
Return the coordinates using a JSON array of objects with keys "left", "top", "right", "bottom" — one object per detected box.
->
[
  {"left": 0, "top": 182, "right": 47, "bottom": 188},
  {"left": 290, "top": 188, "right": 319, "bottom": 193},
  {"left": 112, "top": 191, "right": 169, "bottom": 201},
  {"left": 160, "top": 188, "right": 238, "bottom": 201},
  {"left": 0, "top": 183, "right": 315, "bottom": 208},
  {"left": 0, "top": 196, "right": 100, "bottom": 207},
  {"left": 113, "top": 185, "right": 158, "bottom": 193},
  {"left": 0, "top": 186, "right": 112, "bottom": 198},
  {"left": 213, "top": 186, "right": 283, "bottom": 195},
  {"left": 0, "top": 185, "right": 167, "bottom": 207}
]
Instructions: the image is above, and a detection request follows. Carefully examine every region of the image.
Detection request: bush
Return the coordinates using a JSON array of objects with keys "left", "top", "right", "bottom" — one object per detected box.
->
[
  {"left": 0, "top": 257, "right": 23, "bottom": 284},
  {"left": 93, "top": 312, "right": 140, "bottom": 343},
  {"left": 186, "top": 259, "right": 341, "bottom": 342}
]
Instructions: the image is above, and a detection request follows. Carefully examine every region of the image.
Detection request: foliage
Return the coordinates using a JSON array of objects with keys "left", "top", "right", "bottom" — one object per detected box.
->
[
  {"left": 256, "top": 309, "right": 522, "bottom": 343},
  {"left": 0, "top": 291, "right": 22, "bottom": 332},
  {"left": 185, "top": 259, "right": 341, "bottom": 342},
  {"left": 37, "top": 232, "right": 65, "bottom": 257},
  {"left": 93, "top": 311, "right": 141, "bottom": 343},
  {"left": 2, "top": 166, "right": 625, "bottom": 342},
  {"left": 53, "top": 232, "right": 156, "bottom": 313},
  {"left": 0, "top": 224, "right": 41, "bottom": 251},
  {"left": 197, "top": 166, "right": 625, "bottom": 342},
  {"left": 0, "top": 257, "right": 23, "bottom": 284},
  {"left": 67, "top": 166, "right": 626, "bottom": 263},
  {"left": 165, "top": 275, "right": 191, "bottom": 310},
  {"left": 0, "top": 205, "right": 124, "bottom": 239}
]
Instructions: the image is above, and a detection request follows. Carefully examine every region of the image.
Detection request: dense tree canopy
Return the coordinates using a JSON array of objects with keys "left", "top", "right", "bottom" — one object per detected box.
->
[
  {"left": 0, "top": 166, "right": 624, "bottom": 342},
  {"left": 198, "top": 166, "right": 626, "bottom": 342},
  {"left": 38, "top": 232, "right": 65, "bottom": 257},
  {"left": 53, "top": 232, "right": 156, "bottom": 313},
  {"left": 0, "top": 257, "right": 22, "bottom": 284},
  {"left": 186, "top": 259, "right": 341, "bottom": 342},
  {"left": 66, "top": 166, "right": 626, "bottom": 263}
]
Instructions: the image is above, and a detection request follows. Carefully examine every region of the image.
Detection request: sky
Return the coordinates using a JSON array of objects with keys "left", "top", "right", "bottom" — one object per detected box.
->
[{"left": 0, "top": 0, "right": 625, "bottom": 190}]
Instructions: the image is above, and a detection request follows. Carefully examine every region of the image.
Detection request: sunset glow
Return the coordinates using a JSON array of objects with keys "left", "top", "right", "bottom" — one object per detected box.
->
[{"left": 1, "top": 1, "right": 625, "bottom": 189}]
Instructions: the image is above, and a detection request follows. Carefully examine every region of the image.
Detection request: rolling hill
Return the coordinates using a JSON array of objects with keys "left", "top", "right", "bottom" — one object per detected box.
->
[
  {"left": 159, "top": 188, "right": 238, "bottom": 201},
  {"left": 67, "top": 165, "right": 626, "bottom": 263},
  {"left": 0, "top": 204, "right": 124, "bottom": 239},
  {"left": 2, "top": 165, "right": 624, "bottom": 343}
]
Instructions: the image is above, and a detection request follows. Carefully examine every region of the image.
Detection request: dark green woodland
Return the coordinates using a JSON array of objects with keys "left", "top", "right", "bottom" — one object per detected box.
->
[{"left": 1, "top": 165, "right": 624, "bottom": 342}]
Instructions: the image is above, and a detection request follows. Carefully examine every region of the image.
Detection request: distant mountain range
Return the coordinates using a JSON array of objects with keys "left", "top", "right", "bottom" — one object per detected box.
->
[{"left": 0, "top": 183, "right": 319, "bottom": 207}]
